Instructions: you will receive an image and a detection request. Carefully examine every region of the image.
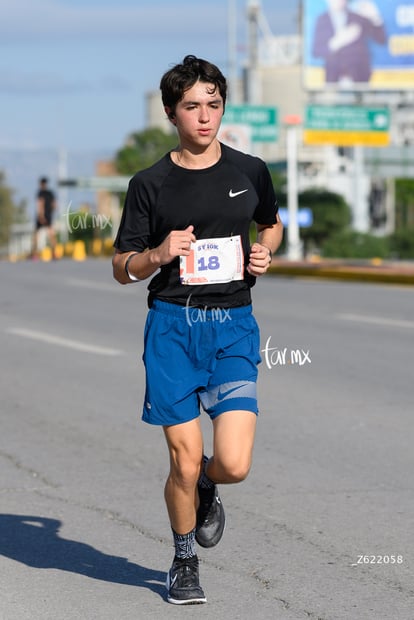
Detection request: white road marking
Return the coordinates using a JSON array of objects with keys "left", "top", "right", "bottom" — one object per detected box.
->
[
  {"left": 6, "top": 327, "right": 124, "bottom": 356},
  {"left": 337, "top": 313, "right": 414, "bottom": 330}
]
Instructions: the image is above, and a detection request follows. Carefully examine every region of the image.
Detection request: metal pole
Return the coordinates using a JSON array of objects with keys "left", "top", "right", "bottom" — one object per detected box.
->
[
  {"left": 353, "top": 145, "right": 369, "bottom": 232},
  {"left": 246, "top": 0, "right": 260, "bottom": 105},
  {"left": 58, "top": 147, "right": 69, "bottom": 243},
  {"left": 286, "top": 125, "right": 301, "bottom": 260},
  {"left": 227, "top": 0, "right": 238, "bottom": 104}
]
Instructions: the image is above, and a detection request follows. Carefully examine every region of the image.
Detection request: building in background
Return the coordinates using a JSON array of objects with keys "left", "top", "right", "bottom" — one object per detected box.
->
[{"left": 146, "top": 0, "right": 414, "bottom": 236}]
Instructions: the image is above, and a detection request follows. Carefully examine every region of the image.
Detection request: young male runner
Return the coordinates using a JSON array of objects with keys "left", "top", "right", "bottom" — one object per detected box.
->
[{"left": 113, "top": 55, "right": 283, "bottom": 605}]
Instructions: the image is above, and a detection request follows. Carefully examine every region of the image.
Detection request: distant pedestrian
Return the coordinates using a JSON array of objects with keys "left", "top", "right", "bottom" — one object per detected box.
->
[
  {"left": 32, "top": 177, "right": 57, "bottom": 258},
  {"left": 112, "top": 55, "right": 283, "bottom": 605}
]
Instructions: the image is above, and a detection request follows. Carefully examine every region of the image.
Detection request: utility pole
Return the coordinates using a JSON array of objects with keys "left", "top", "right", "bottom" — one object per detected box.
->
[
  {"left": 58, "top": 147, "right": 69, "bottom": 243},
  {"left": 227, "top": 0, "right": 239, "bottom": 103},
  {"left": 246, "top": 0, "right": 261, "bottom": 105},
  {"left": 285, "top": 116, "right": 302, "bottom": 261},
  {"left": 353, "top": 145, "right": 369, "bottom": 232}
]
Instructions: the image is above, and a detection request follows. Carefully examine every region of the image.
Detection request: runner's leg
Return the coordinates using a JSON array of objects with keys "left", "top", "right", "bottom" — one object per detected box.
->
[
  {"left": 163, "top": 419, "right": 207, "bottom": 604},
  {"left": 163, "top": 418, "right": 204, "bottom": 533},
  {"left": 208, "top": 410, "right": 257, "bottom": 484}
]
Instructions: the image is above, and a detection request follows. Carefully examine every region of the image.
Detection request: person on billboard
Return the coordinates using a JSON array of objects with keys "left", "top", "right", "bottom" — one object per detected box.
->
[{"left": 312, "top": 0, "right": 386, "bottom": 85}]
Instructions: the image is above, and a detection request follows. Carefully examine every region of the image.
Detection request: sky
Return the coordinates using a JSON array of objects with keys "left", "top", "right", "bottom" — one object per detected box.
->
[{"left": 1, "top": 0, "right": 300, "bottom": 153}]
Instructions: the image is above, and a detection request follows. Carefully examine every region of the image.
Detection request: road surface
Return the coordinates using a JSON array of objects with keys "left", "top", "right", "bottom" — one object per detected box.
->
[{"left": 0, "top": 259, "right": 413, "bottom": 619}]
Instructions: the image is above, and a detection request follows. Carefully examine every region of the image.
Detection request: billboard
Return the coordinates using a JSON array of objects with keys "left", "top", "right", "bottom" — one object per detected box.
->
[{"left": 303, "top": 1, "right": 414, "bottom": 90}]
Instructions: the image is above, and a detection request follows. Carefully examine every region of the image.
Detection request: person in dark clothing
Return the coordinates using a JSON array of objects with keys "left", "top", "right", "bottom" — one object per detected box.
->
[{"left": 32, "top": 177, "right": 57, "bottom": 258}]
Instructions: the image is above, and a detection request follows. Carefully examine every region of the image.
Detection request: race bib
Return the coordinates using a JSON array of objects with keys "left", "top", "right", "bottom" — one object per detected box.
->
[{"left": 180, "top": 235, "right": 244, "bottom": 285}]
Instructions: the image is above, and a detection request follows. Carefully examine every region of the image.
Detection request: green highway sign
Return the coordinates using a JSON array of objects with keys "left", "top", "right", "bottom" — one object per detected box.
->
[
  {"left": 223, "top": 105, "right": 279, "bottom": 142},
  {"left": 304, "top": 105, "right": 390, "bottom": 147},
  {"left": 305, "top": 106, "right": 390, "bottom": 131}
]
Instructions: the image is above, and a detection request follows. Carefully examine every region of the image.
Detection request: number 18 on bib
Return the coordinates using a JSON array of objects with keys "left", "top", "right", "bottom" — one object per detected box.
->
[{"left": 180, "top": 235, "right": 244, "bottom": 285}]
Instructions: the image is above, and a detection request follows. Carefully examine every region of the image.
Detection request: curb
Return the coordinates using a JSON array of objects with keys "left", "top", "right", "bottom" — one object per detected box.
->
[{"left": 268, "top": 261, "right": 414, "bottom": 287}]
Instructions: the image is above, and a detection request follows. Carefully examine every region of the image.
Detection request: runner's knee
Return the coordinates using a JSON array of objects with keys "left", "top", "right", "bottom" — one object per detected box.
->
[
  {"left": 169, "top": 452, "right": 202, "bottom": 490},
  {"left": 213, "top": 455, "right": 252, "bottom": 483}
]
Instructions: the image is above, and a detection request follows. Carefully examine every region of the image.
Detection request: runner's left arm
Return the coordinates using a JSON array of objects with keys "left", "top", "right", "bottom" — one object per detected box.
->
[{"left": 247, "top": 213, "right": 283, "bottom": 276}]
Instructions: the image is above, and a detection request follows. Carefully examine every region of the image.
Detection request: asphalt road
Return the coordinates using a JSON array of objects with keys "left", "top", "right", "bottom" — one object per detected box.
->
[{"left": 0, "top": 259, "right": 413, "bottom": 620}]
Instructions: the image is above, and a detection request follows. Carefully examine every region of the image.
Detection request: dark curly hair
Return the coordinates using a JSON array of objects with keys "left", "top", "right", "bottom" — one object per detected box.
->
[{"left": 160, "top": 55, "right": 227, "bottom": 117}]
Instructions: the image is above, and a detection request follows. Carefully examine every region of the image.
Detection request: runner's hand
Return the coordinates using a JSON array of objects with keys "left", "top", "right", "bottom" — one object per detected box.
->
[
  {"left": 247, "top": 243, "right": 272, "bottom": 276},
  {"left": 153, "top": 225, "right": 196, "bottom": 266}
]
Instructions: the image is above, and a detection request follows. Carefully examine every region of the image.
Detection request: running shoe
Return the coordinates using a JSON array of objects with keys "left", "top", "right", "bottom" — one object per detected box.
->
[
  {"left": 166, "top": 555, "right": 207, "bottom": 605},
  {"left": 196, "top": 483, "right": 226, "bottom": 548}
]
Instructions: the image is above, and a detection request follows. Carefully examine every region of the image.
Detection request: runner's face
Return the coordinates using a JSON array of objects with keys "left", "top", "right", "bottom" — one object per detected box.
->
[{"left": 170, "top": 81, "right": 224, "bottom": 149}]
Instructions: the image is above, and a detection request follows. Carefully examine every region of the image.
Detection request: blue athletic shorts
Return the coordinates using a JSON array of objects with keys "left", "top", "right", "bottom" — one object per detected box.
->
[{"left": 141, "top": 299, "right": 261, "bottom": 426}]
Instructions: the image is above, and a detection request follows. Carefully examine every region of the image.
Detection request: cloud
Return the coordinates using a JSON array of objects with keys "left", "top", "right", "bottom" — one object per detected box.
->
[{"left": 0, "top": 0, "right": 227, "bottom": 41}]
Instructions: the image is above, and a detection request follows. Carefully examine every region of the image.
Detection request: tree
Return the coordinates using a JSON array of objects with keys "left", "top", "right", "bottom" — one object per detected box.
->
[
  {"left": 0, "top": 171, "right": 26, "bottom": 249},
  {"left": 298, "top": 188, "right": 351, "bottom": 255},
  {"left": 273, "top": 186, "right": 351, "bottom": 256},
  {"left": 389, "top": 228, "right": 414, "bottom": 259},
  {"left": 115, "top": 127, "right": 178, "bottom": 176},
  {"left": 322, "top": 231, "right": 389, "bottom": 259},
  {"left": 267, "top": 165, "right": 286, "bottom": 195},
  {"left": 395, "top": 178, "right": 414, "bottom": 229}
]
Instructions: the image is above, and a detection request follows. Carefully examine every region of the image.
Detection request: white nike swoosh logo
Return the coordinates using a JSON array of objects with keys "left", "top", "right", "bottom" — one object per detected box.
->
[{"left": 229, "top": 189, "right": 248, "bottom": 198}]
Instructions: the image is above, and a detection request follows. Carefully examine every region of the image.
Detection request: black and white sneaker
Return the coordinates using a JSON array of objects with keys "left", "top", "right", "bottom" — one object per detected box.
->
[
  {"left": 166, "top": 555, "right": 207, "bottom": 605},
  {"left": 196, "top": 484, "right": 226, "bottom": 548}
]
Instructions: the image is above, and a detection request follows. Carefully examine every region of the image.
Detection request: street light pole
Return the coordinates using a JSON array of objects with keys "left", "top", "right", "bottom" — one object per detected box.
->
[
  {"left": 228, "top": 0, "right": 238, "bottom": 103},
  {"left": 285, "top": 115, "right": 302, "bottom": 261}
]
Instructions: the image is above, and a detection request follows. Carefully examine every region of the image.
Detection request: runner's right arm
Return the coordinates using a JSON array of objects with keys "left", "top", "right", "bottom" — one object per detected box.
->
[{"left": 112, "top": 225, "right": 196, "bottom": 284}]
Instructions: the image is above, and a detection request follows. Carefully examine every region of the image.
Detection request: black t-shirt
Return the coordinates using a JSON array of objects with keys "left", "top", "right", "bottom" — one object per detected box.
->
[
  {"left": 37, "top": 189, "right": 55, "bottom": 224},
  {"left": 114, "top": 143, "right": 278, "bottom": 308}
]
